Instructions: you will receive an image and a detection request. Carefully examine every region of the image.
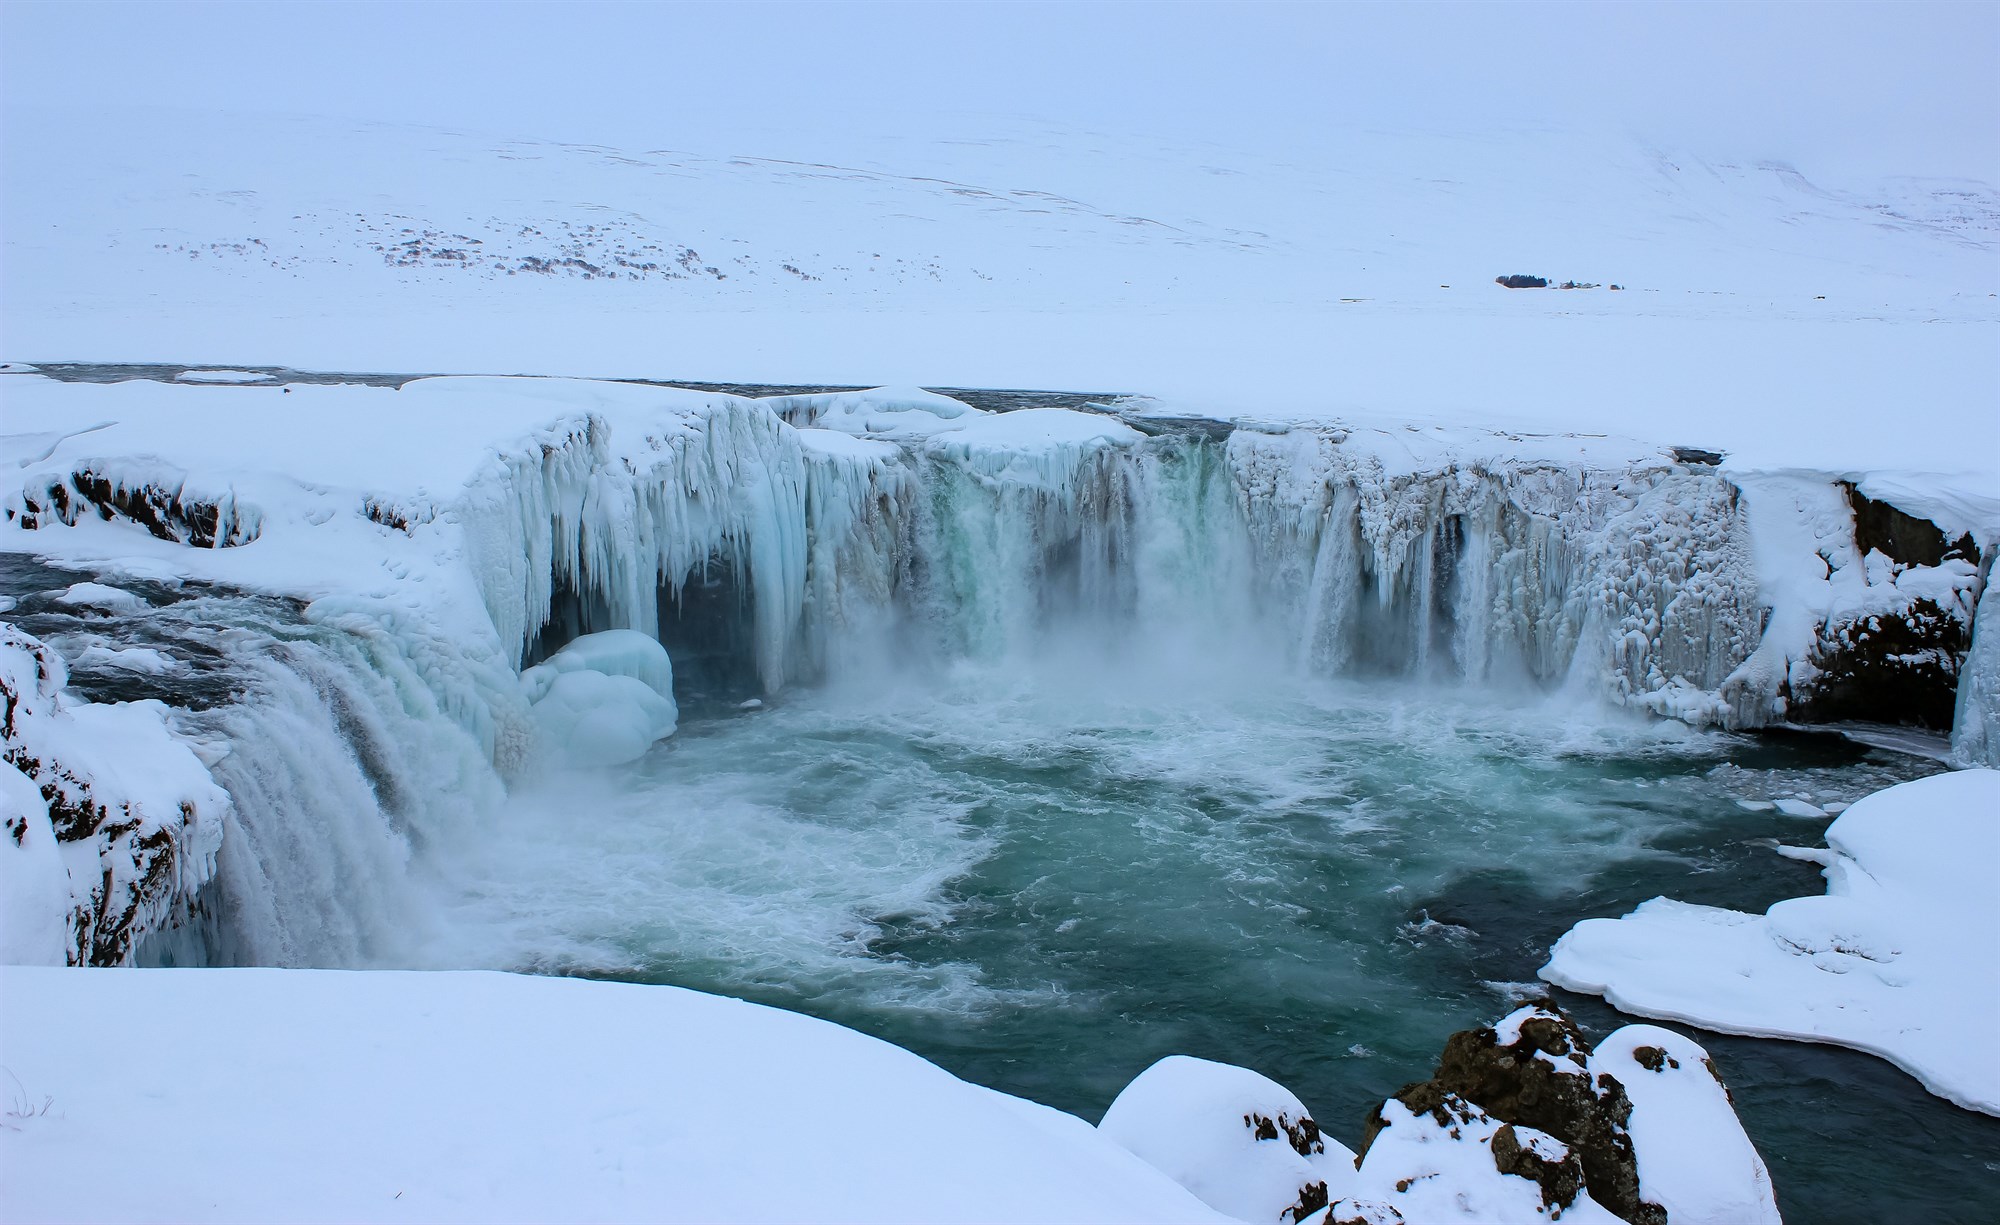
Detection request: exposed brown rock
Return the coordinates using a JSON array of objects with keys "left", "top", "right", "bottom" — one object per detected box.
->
[{"left": 1357, "top": 1002, "right": 1666, "bottom": 1225}]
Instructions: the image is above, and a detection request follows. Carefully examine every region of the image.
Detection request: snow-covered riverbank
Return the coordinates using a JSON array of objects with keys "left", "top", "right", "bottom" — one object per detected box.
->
[{"left": 1544, "top": 768, "right": 2000, "bottom": 1115}]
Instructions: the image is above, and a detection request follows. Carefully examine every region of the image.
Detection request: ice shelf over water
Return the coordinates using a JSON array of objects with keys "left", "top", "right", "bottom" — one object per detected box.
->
[{"left": 1543, "top": 769, "right": 2000, "bottom": 1115}]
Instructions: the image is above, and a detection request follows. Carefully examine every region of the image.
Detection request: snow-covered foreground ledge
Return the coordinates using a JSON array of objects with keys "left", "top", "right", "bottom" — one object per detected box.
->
[
  {"left": 1543, "top": 769, "right": 2000, "bottom": 1115},
  {"left": 2, "top": 968, "right": 1779, "bottom": 1225},
  {"left": 0, "top": 967, "right": 1230, "bottom": 1225}
]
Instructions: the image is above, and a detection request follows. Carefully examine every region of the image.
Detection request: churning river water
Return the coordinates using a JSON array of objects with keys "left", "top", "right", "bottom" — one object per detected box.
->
[{"left": 433, "top": 659, "right": 1996, "bottom": 1223}]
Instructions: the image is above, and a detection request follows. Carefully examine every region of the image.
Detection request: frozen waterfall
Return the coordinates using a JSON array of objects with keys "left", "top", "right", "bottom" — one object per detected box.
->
[{"left": 3, "top": 378, "right": 1993, "bottom": 967}]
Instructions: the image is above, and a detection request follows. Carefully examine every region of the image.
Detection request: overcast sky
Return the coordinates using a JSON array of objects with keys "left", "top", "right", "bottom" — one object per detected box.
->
[{"left": 3, "top": 0, "right": 1995, "bottom": 182}]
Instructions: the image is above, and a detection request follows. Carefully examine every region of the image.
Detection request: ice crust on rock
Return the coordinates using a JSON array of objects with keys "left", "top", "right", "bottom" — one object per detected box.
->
[
  {"left": 1543, "top": 769, "right": 2000, "bottom": 1114},
  {"left": 521, "top": 627, "right": 676, "bottom": 703},
  {"left": 522, "top": 629, "right": 678, "bottom": 767},
  {"left": 766, "top": 384, "right": 980, "bottom": 439},
  {"left": 1952, "top": 577, "right": 2000, "bottom": 767},
  {"left": 52, "top": 580, "right": 146, "bottom": 610},
  {"left": 0, "top": 624, "right": 228, "bottom": 965},
  {"left": 173, "top": 369, "right": 275, "bottom": 384}
]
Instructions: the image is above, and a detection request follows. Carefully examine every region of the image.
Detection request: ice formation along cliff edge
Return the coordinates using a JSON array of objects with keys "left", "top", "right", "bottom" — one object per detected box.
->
[{"left": 0, "top": 372, "right": 1995, "bottom": 966}]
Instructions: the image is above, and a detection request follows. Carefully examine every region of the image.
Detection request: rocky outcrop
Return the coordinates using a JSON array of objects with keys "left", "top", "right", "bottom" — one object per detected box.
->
[
  {"left": 1100, "top": 1003, "right": 1775, "bottom": 1225},
  {"left": 1781, "top": 485, "right": 1985, "bottom": 731},
  {"left": 12, "top": 466, "right": 259, "bottom": 547},
  {"left": 1359, "top": 1003, "right": 1660, "bottom": 1224}
]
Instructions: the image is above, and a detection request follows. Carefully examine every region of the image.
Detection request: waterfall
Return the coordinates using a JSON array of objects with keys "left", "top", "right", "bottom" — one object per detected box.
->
[
  {"left": 135, "top": 606, "right": 508, "bottom": 968},
  {"left": 9, "top": 382, "right": 1987, "bottom": 971}
]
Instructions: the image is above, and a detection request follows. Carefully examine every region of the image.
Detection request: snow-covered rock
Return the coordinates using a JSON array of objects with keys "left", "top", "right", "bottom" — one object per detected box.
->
[
  {"left": 1099, "top": 1055, "right": 1357, "bottom": 1223},
  {"left": 1588, "top": 1026, "right": 1781, "bottom": 1225},
  {"left": 1720, "top": 476, "right": 1987, "bottom": 731},
  {"left": 0, "top": 624, "right": 228, "bottom": 965},
  {"left": 1344, "top": 1096, "right": 1623, "bottom": 1225},
  {"left": 1341, "top": 1003, "right": 1779, "bottom": 1224},
  {"left": 1542, "top": 769, "right": 2000, "bottom": 1115},
  {"left": 1098, "top": 1004, "right": 1777, "bottom": 1225}
]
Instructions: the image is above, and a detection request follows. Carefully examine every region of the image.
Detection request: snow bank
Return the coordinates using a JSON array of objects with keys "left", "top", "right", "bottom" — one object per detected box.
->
[
  {"left": 1588, "top": 1025, "right": 1781, "bottom": 1224},
  {"left": 0, "top": 966, "right": 1231, "bottom": 1224},
  {"left": 0, "top": 625, "right": 228, "bottom": 966},
  {"left": 1098, "top": 1055, "right": 1357, "bottom": 1223},
  {"left": 1543, "top": 769, "right": 2000, "bottom": 1114},
  {"left": 772, "top": 385, "right": 981, "bottom": 440},
  {"left": 5, "top": 105, "right": 1993, "bottom": 490}
]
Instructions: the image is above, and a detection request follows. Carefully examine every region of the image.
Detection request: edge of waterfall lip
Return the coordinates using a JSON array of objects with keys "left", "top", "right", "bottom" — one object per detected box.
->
[{"left": 10, "top": 360, "right": 1129, "bottom": 410}]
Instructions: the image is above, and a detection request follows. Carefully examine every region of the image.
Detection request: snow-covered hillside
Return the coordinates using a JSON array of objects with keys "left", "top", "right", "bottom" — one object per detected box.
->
[{"left": 4, "top": 108, "right": 1994, "bottom": 480}]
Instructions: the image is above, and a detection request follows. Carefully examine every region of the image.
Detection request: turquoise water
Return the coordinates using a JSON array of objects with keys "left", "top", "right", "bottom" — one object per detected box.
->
[{"left": 442, "top": 663, "right": 1997, "bottom": 1222}]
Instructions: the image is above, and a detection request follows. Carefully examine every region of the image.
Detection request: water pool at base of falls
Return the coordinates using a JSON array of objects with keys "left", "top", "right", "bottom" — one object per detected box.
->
[{"left": 418, "top": 663, "right": 1993, "bottom": 1223}]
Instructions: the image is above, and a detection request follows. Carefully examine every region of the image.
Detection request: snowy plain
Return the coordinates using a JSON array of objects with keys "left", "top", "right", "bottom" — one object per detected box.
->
[{"left": 3, "top": 106, "right": 1994, "bottom": 490}]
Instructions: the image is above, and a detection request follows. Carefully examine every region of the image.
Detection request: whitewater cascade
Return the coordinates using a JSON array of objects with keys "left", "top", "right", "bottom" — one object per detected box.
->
[{"left": 1, "top": 379, "right": 1992, "bottom": 967}]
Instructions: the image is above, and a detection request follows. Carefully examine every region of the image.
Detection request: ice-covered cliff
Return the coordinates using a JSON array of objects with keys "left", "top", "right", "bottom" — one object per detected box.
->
[{"left": 1, "top": 370, "right": 1995, "bottom": 962}]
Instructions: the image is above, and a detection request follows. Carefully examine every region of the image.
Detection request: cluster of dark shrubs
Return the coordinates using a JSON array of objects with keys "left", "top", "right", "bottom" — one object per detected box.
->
[{"left": 1494, "top": 275, "right": 1626, "bottom": 290}]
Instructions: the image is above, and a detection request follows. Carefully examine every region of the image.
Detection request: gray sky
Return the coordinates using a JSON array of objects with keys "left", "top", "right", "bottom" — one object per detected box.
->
[{"left": 4, "top": 0, "right": 1995, "bottom": 181}]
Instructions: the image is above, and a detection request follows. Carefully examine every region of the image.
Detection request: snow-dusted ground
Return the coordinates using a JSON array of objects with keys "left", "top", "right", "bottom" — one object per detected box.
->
[
  {"left": 1543, "top": 769, "right": 2000, "bottom": 1115},
  {"left": 0, "top": 966, "right": 1229, "bottom": 1225}
]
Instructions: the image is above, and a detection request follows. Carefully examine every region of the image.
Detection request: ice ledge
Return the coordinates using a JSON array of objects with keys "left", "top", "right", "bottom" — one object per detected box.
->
[{"left": 1541, "top": 769, "right": 2000, "bottom": 1115}]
